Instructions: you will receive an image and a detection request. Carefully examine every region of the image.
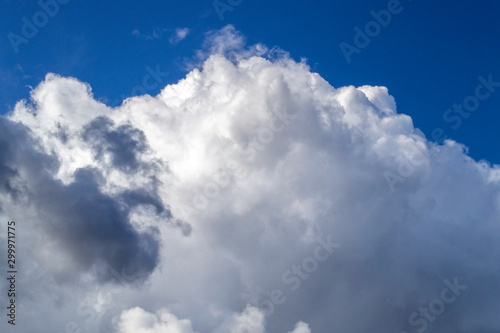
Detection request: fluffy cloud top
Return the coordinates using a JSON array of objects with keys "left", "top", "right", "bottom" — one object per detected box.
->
[
  {"left": 1, "top": 26, "right": 499, "bottom": 332},
  {"left": 287, "top": 322, "right": 311, "bottom": 333},
  {"left": 117, "top": 307, "right": 197, "bottom": 333}
]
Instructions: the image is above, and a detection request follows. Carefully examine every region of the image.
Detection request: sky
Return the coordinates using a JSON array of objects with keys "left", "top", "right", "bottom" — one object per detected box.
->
[
  {"left": 1, "top": 0, "right": 500, "bottom": 163},
  {"left": 1, "top": 1, "right": 500, "bottom": 332}
]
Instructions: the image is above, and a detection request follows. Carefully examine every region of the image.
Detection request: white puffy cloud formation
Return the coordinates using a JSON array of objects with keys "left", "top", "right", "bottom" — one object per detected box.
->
[
  {"left": 1, "top": 26, "right": 500, "bottom": 333},
  {"left": 287, "top": 322, "right": 311, "bottom": 333},
  {"left": 117, "top": 307, "right": 197, "bottom": 333}
]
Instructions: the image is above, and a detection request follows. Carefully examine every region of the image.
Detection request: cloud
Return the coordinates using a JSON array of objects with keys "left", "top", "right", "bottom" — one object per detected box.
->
[
  {"left": 117, "top": 307, "right": 197, "bottom": 333},
  {"left": 203, "top": 24, "right": 267, "bottom": 59},
  {"left": 81, "top": 116, "right": 149, "bottom": 173},
  {"left": 2, "top": 26, "right": 500, "bottom": 333},
  {"left": 0, "top": 116, "right": 167, "bottom": 284},
  {"left": 132, "top": 27, "right": 189, "bottom": 44},
  {"left": 186, "top": 24, "right": 268, "bottom": 70},
  {"left": 169, "top": 27, "right": 190, "bottom": 45},
  {"left": 227, "top": 306, "right": 266, "bottom": 333},
  {"left": 287, "top": 321, "right": 311, "bottom": 333},
  {"left": 132, "top": 28, "right": 168, "bottom": 41}
]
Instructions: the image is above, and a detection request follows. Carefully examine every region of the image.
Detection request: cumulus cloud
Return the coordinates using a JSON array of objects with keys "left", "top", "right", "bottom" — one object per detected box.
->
[
  {"left": 2, "top": 25, "right": 500, "bottom": 332},
  {"left": 287, "top": 321, "right": 311, "bottom": 333},
  {"left": 227, "top": 306, "right": 266, "bottom": 333},
  {"left": 117, "top": 307, "right": 197, "bottom": 333}
]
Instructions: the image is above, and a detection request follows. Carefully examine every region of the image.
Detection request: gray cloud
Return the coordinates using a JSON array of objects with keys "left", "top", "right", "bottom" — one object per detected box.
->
[
  {"left": 0, "top": 115, "right": 170, "bottom": 285},
  {"left": 82, "top": 116, "right": 149, "bottom": 173},
  {"left": 33, "top": 167, "right": 162, "bottom": 282}
]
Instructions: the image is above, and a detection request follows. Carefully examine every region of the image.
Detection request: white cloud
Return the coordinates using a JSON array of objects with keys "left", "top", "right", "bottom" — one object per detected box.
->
[
  {"left": 287, "top": 321, "right": 311, "bottom": 333},
  {"left": 226, "top": 305, "right": 266, "bottom": 333},
  {"left": 2, "top": 26, "right": 500, "bottom": 333},
  {"left": 170, "top": 27, "right": 190, "bottom": 45},
  {"left": 117, "top": 307, "right": 197, "bottom": 333}
]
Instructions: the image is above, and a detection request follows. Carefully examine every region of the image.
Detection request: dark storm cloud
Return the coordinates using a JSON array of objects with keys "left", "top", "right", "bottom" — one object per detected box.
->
[
  {"left": 0, "top": 164, "right": 20, "bottom": 202},
  {"left": 34, "top": 167, "right": 162, "bottom": 282},
  {"left": 0, "top": 116, "right": 54, "bottom": 201},
  {"left": 82, "top": 116, "right": 148, "bottom": 173},
  {"left": 0, "top": 119, "right": 21, "bottom": 208},
  {"left": 121, "top": 187, "right": 167, "bottom": 216},
  {"left": 0, "top": 115, "right": 167, "bottom": 283}
]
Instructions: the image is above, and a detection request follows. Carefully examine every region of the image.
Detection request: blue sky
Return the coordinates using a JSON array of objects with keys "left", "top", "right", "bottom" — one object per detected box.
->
[{"left": 1, "top": 0, "right": 499, "bottom": 163}]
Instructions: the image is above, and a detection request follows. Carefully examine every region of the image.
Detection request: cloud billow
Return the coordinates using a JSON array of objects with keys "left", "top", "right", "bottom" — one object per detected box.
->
[
  {"left": 82, "top": 116, "right": 149, "bottom": 173},
  {"left": 0, "top": 116, "right": 168, "bottom": 284},
  {"left": 1, "top": 26, "right": 500, "bottom": 333}
]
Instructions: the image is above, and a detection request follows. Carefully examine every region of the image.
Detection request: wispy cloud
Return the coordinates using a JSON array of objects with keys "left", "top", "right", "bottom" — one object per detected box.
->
[
  {"left": 169, "top": 27, "right": 190, "bottom": 44},
  {"left": 132, "top": 27, "right": 167, "bottom": 41}
]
